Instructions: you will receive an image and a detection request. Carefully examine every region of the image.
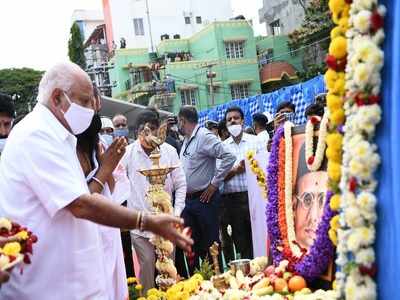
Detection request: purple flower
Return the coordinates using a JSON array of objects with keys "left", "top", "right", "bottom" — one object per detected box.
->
[
  {"left": 293, "top": 194, "right": 335, "bottom": 281},
  {"left": 266, "top": 127, "right": 285, "bottom": 265},
  {"left": 266, "top": 126, "right": 335, "bottom": 280}
]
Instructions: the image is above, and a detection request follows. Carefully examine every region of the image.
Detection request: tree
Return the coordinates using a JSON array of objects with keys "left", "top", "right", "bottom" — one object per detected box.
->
[
  {"left": 68, "top": 22, "right": 86, "bottom": 69},
  {"left": 0, "top": 68, "right": 44, "bottom": 117},
  {"left": 288, "top": 0, "right": 333, "bottom": 81}
]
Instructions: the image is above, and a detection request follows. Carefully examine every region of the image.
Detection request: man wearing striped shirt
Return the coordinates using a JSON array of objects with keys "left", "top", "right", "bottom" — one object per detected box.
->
[{"left": 221, "top": 106, "right": 263, "bottom": 261}]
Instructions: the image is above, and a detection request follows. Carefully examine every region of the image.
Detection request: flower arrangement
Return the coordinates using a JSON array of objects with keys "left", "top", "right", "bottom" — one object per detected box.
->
[
  {"left": 324, "top": 0, "right": 350, "bottom": 276},
  {"left": 333, "top": 0, "right": 385, "bottom": 297},
  {"left": 266, "top": 126, "right": 335, "bottom": 281},
  {"left": 246, "top": 150, "right": 267, "bottom": 198},
  {"left": 127, "top": 277, "right": 142, "bottom": 299},
  {"left": 305, "top": 114, "right": 328, "bottom": 171},
  {"left": 0, "top": 218, "right": 38, "bottom": 272}
]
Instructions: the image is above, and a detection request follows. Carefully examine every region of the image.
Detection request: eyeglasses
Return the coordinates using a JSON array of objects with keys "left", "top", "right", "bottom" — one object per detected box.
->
[{"left": 295, "top": 192, "right": 326, "bottom": 211}]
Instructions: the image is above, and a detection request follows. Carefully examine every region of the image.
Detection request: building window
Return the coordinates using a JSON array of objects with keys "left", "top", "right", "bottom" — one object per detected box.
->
[
  {"left": 196, "top": 16, "right": 202, "bottom": 24},
  {"left": 184, "top": 16, "right": 191, "bottom": 24},
  {"left": 130, "top": 70, "right": 142, "bottom": 86},
  {"left": 225, "top": 41, "right": 245, "bottom": 59},
  {"left": 270, "top": 20, "right": 281, "bottom": 36},
  {"left": 180, "top": 89, "right": 197, "bottom": 106},
  {"left": 260, "top": 48, "right": 274, "bottom": 65},
  {"left": 133, "top": 18, "right": 144, "bottom": 36},
  {"left": 230, "top": 83, "right": 249, "bottom": 99}
]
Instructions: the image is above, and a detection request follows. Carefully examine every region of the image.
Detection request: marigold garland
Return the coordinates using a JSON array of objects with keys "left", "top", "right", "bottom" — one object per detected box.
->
[
  {"left": 277, "top": 138, "right": 290, "bottom": 255},
  {"left": 325, "top": 0, "right": 350, "bottom": 254},
  {"left": 245, "top": 150, "right": 267, "bottom": 198}
]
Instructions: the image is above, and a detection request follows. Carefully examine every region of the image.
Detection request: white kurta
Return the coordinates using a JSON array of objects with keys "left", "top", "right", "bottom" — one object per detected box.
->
[
  {"left": 120, "top": 141, "right": 187, "bottom": 239},
  {"left": 0, "top": 104, "right": 108, "bottom": 300},
  {"left": 86, "top": 152, "right": 128, "bottom": 300}
]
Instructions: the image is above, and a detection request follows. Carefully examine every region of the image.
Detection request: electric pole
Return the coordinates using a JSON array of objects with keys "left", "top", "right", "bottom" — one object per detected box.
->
[
  {"left": 206, "top": 64, "right": 217, "bottom": 107},
  {"left": 145, "top": 0, "right": 155, "bottom": 53}
]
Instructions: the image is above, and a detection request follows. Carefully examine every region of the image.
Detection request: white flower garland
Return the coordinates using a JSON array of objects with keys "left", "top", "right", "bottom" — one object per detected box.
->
[
  {"left": 335, "top": 0, "right": 385, "bottom": 298},
  {"left": 305, "top": 113, "right": 329, "bottom": 171},
  {"left": 284, "top": 121, "right": 302, "bottom": 258}
]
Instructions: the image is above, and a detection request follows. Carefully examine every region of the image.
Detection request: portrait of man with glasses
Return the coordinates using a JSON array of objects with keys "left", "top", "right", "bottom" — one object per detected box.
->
[{"left": 292, "top": 141, "right": 328, "bottom": 252}]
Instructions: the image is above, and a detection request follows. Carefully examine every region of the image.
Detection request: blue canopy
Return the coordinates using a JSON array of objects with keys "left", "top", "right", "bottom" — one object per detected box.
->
[{"left": 198, "top": 75, "right": 326, "bottom": 127}]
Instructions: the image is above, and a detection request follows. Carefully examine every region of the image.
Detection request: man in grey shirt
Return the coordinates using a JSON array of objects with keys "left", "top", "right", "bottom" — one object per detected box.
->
[{"left": 178, "top": 106, "right": 235, "bottom": 273}]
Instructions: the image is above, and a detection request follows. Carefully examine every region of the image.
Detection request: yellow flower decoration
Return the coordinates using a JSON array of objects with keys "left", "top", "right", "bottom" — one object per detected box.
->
[
  {"left": 325, "top": 69, "right": 339, "bottom": 88},
  {"left": 147, "top": 295, "right": 158, "bottom": 300},
  {"left": 246, "top": 150, "right": 255, "bottom": 160},
  {"left": 329, "top": 36, "right": 347, "bottom": 59},
  {"left": 328, "top": 228, "right": 338, "bottom": 246},
  {"left": 327, "top": 93, "right": 344, "bottom": 111},
  {"left": 15, "top": 230, "right": 29, "bottom": 240},
  {"left": 332, "top": 280, "right": 337, "bottom": 290},
  {"left": 326, "top": 147, "right": 341, "bottom": 162},
  {"left": 127, "top": 277, "right": 137, "bottom": 284},
  {"left": 331, "top": 108, "right": 346, "bottom": 126},
  {"left": 328, "top": 161, "right": 342, "bottom": 182},
  {"left": 339, "top": 16, "right": 350, "bottom": 31},
  {"left": 137, "top": 297, "right": 146, "bottom": 300},
  {"left": 332, "top": 78, "right": 346, "bottom": 95},
  {"left": 147, "top": 288, "right": 159, "bottom": 297},
  {"left": 342, "top": 4, "right": 350, "bottom": 18},
  {"left": 191, "top": 274, "right": 204, "bottom": 282},
  {"left": 330, "top": 215, "right": 340, "bottom": 230},
  {"left": 330, "top": 194, "right": 341, "bottom": 211},
  {"left": 135, "top": 284, "right": 143, "bottom": 291},
  {"left": 329, "top": 0, "right": 346, "bottom": 17},
  {"left": 2, "top": 242, "right": 21, "bottom": 256},
  {"left": 330, "top": 26, "right": 344, "bottom": 40},
  {"left": 326, "top": 133, "right": 343, "bottom": 150}
]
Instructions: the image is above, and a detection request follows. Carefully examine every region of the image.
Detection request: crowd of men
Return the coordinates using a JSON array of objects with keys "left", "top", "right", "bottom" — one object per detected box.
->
[{"left": 0, "top": 62, "right": 326, "bottom": 298}]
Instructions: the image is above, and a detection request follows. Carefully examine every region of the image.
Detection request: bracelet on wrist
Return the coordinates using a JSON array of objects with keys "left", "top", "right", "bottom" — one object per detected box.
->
[
  {"left": 139, "top": 213, "right": 147, "bottom": 232},
  {"left": 136, "top": 212, "right": 142, "bottom": 230},
  {"left": 92, "top": 176, "right": 105, "bottom": 190}
]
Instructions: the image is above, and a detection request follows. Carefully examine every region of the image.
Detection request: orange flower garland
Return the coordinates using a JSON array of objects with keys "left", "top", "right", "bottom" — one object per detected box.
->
[{"left": 278, "top": 138, "right": 290, "bottom": 254}]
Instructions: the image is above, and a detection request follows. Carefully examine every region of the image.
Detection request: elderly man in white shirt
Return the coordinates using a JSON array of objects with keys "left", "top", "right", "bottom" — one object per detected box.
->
[
  {"left": 121, "top": 108, "right": 186, "bottom": 292},
  {"left": 221, "top": 106, "right": 263, "bottom": 262},
  {"left": 0, "top": 62, "right": 192, "bottom": 300}
]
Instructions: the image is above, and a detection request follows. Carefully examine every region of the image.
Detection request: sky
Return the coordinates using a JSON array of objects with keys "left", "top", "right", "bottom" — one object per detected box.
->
[{"left": 0, "top": 0, "right": 265, "bottom": 71}]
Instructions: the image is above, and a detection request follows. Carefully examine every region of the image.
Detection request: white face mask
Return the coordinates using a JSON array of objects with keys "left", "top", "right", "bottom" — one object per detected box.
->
[
  {"left": 228, "top": 124, "right": 242, "bottom": 137},
  {"left": 0, "top": 138, "right": 6, "bottom": 153},
  {"left": 101, "top": 134, "right": 114, "bottom": 147},
  {"left": 62, "top": 92, "right": 94, "bottom": 135}
]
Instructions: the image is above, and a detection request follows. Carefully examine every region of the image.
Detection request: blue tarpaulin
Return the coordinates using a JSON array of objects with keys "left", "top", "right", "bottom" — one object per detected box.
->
[
  {"left": 376, "top": 0, "right": 400, "bottom": 298},
  {"left": 198, "top": 75, "right": 326, "bottom": 127}
]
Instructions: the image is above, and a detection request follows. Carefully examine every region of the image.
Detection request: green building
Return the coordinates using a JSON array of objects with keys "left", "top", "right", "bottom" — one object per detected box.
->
[
  {"left": 109, "top": 20, "right": 262, "bottom": 113},
  {"left": 256, "top": 35, "right": 304, "bottom": 92}
]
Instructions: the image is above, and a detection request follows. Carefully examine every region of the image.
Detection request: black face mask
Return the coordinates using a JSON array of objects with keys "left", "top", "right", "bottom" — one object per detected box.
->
[{"left": 76, "top": 113, "right": 102, "bottom": 155}]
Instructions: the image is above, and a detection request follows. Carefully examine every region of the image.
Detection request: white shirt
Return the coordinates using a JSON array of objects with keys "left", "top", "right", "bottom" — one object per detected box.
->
[
  {"left": 0, "top": 104, "right": 107, "bottom": 300},
  {"left": 222, "top": 133, "right": 263, "bottom": 194},
  {"left": 257, "top": 130, "right": 270, "bottom": 149},
  {"left": 121, "top": 141, "right": 186, "bottom": 238}
]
